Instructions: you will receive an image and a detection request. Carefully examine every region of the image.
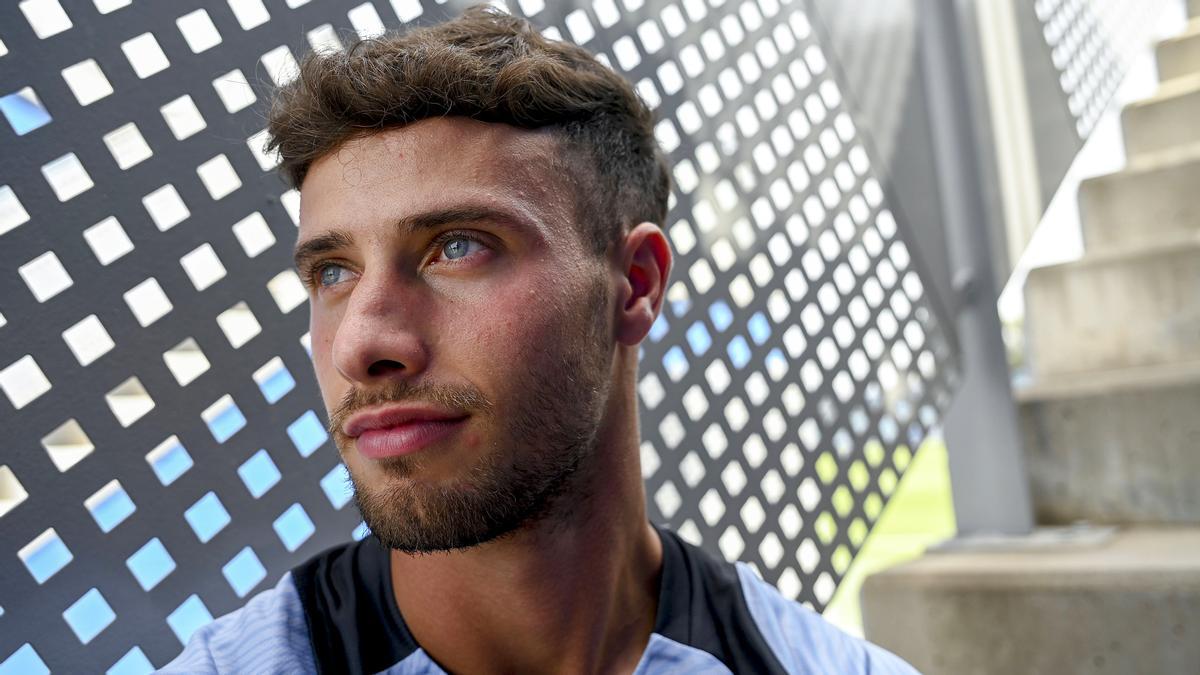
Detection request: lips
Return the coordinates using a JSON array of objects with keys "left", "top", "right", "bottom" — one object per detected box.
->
[{"left": 343, "top": 404, "right": 469, "bottom": 460}]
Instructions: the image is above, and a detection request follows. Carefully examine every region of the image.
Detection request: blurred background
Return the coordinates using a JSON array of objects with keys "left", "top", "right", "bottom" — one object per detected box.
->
[{"left": 0, "top": 0, "right": 1197, "bottom": 673}]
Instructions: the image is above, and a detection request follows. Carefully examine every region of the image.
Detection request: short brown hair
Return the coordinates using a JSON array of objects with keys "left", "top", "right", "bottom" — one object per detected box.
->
[{"left": 266, "top": 4, "right": 670, "bottom": 255}]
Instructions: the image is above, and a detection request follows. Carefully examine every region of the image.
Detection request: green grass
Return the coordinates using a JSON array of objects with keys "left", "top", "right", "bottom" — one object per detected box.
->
[{"left": 822, "top": 436, "right": 957, "bottom": 637}]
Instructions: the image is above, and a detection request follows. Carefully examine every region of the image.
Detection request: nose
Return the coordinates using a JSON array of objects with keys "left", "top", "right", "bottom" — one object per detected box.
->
[{"left": 330, "top": 271, "right": 430, "bottom": 385}]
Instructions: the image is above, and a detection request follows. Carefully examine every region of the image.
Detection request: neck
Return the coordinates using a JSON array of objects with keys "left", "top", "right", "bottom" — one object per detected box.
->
[{"left": 389, "top": 352, "right": 662, "bottom": 674}]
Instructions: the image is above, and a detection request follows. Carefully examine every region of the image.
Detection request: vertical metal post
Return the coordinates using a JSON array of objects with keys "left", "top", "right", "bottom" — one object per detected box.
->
[{"left": 917, "top": 0, "right": 1035, "bottom": 536}]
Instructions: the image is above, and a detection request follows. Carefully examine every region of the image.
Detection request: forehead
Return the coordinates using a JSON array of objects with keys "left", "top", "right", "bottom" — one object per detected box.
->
[{"left": 297, "top": 118, "right": 578, "bottom": 240}]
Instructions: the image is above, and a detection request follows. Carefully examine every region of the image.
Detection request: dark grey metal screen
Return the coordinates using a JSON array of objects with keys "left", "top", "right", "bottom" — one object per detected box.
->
[{"left": 0, "top": 0, "right": 959, "bottom": 671}]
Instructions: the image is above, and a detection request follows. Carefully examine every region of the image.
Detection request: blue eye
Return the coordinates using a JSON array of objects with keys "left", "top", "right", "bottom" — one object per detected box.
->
[
  {"left": 441, "top": 236, "right": 481, "bottom": 261},
  {"left": 318, "top": 264, "right": 348, "bottom": 287}
]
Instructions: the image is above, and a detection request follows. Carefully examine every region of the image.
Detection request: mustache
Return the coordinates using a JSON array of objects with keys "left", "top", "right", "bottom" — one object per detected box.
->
[{"left": 327, "top": 380, "right": 494, "bottom": 438}]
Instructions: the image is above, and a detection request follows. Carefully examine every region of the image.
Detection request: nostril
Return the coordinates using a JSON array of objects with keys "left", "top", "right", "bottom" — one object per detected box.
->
[{"left": 366, "top": 359, "right": 404, "bottom": 377}]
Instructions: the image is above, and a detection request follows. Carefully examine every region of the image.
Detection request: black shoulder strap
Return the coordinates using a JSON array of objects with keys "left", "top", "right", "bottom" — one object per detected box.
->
[
  {"left": 291, "top": 537, "right": 420, "bottom": 675},
  {"left": 652, "top": 525, "right": 788, "bottom": 674}
]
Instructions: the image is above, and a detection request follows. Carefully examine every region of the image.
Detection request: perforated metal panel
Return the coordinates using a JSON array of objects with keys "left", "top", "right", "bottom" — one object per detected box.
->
[
  {"left": 1034, "top": 0, "right": 1172, "bottom": 137},
  {"left": 0, "top": 0, "right": 958, "bottom": 671}
]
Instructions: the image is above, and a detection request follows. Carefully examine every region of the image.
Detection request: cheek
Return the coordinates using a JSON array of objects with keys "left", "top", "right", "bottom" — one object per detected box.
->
[{"left": 458, "top": 284, "right": 564, "bottom": 366}]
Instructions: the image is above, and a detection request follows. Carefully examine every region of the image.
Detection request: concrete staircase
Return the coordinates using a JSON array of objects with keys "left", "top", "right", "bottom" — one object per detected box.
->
[
  {"left": 862, "top": 6, "right": 1200, "bottom": 673},
  {"left": 1021, "top": 9, "right": 1200, "bottom": 524}
]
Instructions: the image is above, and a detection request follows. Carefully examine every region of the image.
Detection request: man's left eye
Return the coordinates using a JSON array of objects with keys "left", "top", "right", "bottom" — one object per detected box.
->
[{"left": 440, "top": 236, "right": 484, "bottom": 261}]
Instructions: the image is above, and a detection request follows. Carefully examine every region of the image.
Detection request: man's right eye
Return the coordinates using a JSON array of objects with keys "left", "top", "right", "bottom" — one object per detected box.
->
[{"left": 317, "top": 263, "right": 350, "bottom": 288}]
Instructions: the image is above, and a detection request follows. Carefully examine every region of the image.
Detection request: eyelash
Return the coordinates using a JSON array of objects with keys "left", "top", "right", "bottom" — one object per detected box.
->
[{"left": 302, "top": 230, "right": 490, "bottom": 290}]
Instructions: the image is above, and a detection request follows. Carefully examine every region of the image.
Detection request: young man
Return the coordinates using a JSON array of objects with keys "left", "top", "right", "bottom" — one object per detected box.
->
[{"left": 164, "top": 6, "right": 918, "bottom": 674}]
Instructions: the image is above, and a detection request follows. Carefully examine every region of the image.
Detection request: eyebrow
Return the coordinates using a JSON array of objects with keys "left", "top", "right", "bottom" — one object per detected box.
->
[{"left": 293, "top": 205, "right": 532, "bottom": 272}]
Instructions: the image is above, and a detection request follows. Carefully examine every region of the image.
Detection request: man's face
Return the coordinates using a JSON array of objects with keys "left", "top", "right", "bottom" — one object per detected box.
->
[{"left": 297, "top": 118, "right": 616, "bottom": 553}]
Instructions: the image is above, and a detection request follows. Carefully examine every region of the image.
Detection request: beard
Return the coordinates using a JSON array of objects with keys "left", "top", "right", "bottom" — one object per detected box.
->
[{"left": 327, "top": 276, "right": 613, "bottom": 554}]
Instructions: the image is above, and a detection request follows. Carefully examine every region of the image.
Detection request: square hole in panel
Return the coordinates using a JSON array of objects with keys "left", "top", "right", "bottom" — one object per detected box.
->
[
  {"left": 390, "top": 0, "right": 423, "bottom": 22},
  {"left": 565, "top": 9, "right": 595, "bottom": 44},
  {"left": 108, "top": 647, "right": 153, "bottom": 675},
  {"left": 222, "top": 547, "right": 267, "bottom": 598},
  {"left": 0, "top": 185, "right": 31, "bottom": 235},
  {"left": 61, "top": 59, "right": 112, "bottom": 106},
  {"left": 103, "top": 123, "right": 152, "bottom": 170},
  {"left": 353, "top": 522, "right": 371, "bottom": 541},
  {"left": 197, "top": 154, "right": 241, "bottom": 199},
  {"left": 202, "top": 395, "right": 246, "bottom": 443},
  {"left": 126, "top": 537, "right": 176, "bottom": 591},
  {"left": 184, "top": 492, "right": 230, "bottom": 543},
  {"left": 274, "top": 503, "right": 315, "bottom": 552},
  {"left": 160, "top": 95, "right": 205, "bottom": 140},
  {"left": 238, "top": 449, "right": 281, "bottom": 498},
  {"left": 20, "top": 0, "right": 73, "bottom": 39},
  {"left": 320, "top": 463, "right": 353, "bottom": 509},
  {"left": 94, "top": 0, "right": 131, "bottom": 13},
  {"left": 146, "top": 436, "right": 193, "bottom": 486},
  {"left": 1, "top": 644, "right": 48, "bottom": 674},
  {"left": 124, "top": 277, "right": 172, "bottom": 326},
  {"left": 177, "top": 8, "right": 222, "bottom": 53},
  {"left": 213, "top": 69, "right": 256, "bottom": 113},
  {"left": 84, "top": 480, "right": 135, "bottom": 533},
  {"left": 42, "top": 153, "right": 93, "bottom": 201},
  {"left": 180, "top": 243, "right": 227, "bottom": 291},
  {"left": 307, "top": 24, "right": 342, "bottom": 53},
  {"left": 105, "top": 378, "right": 154, "bottom": 427},
  {"left": 228, "top": 0, "right": 269, "bottom": 30},
  {"left": 63, "top": 588, "right": 115, "bottom": 644},
  {"left": 163, "top": 337, "right": 210, "bottom": 386},
  {"left": 41, "top": 418, "right": 94, "bottom": 472},
  {"left": 281, "top": 189, "right": 301, "bottom": 224},
  {"left": 253, "top": 357, "right": 295, "bottom": 404},
  {"left": 232, "top": 212, "right": 275, "bottom": 257},
  {"left": 0, "top": 466, "right": 30, "bottom": 519},
  {"left": 142, "top": 184, "right": 190, "bottom": 231},
  {"left": 19, "top": 251, "right": 73, "bottom": 302},
  {"left": 19, "top": 528, "right": 72, "bottom": 583},
  {"left": 268, "top": 270, "right": 306, "bottom": 313},
  {"left": 613, "top": 35, "right": 641, "bottom": 71},
  {"left": 217, "top": 301, "right": 261, "bottom": 348},
  {"left": 1, "top": 355, "right": 52, "bottom": 410},
  {"left": 83, "top": 217, "right": 134, "bottom": 265},
  {"left": 0, "top": 87, "right": 52, "bottom": 135},
  {"left": 122, "top": 32, "right": 169, "bottom": 78},
  {"left": 166, "top": 595, "right": 213, "bottom": 647},
  {"left": 247, "top": 129, "right": 279, "bottom": 170},
  {"left": 594, "top": 0, "right": 620, "bottom": 27},
  {"left": 62, "top": 314, "right": 114, "bottom": 366},
  {"left": 288, "top": 410, "right": 328, "bottom": 457},
  {"left": 518, "top": 0, "right": 545, "bottom": 14},
  {"left": 261, "top": 45, "right": 299, "bottom": 86},
  {"left": 348, "top": 2, "right": 386, "bottom": 38}
]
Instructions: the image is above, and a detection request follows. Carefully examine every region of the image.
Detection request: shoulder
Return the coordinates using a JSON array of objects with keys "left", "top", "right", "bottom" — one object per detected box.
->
[
  {"left": 733, "top": 562, "right": 920, "bottom": 675},
  {"left": 157, "top": 571, "right": 316, "bottom": 674}
]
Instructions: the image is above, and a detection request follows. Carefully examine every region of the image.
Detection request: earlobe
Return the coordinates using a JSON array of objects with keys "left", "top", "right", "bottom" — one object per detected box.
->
[{"left": 615, "top": 222, "right": 673, "bottom": 346}]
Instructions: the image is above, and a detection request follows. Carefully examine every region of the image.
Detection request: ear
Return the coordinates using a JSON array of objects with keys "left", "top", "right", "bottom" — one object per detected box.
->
[{"left": 614, "top": 222, "right": 673, "bottom": 347}]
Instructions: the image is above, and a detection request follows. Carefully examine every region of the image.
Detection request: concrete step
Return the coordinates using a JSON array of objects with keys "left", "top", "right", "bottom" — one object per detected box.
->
[
  {"left": 1122, "top": 72, "right": 1200, "bottom": 160},
  {"left": 1157, "top": 19, "right": 1200, "bottom": 82},
  {"left": 1078, "top": 145, "right": 1200, "bottom": 251},
  {"left": 1017, "top": 360, "right": 1200, "bottom": 524},
  {"left": 1024, "top": 234, "right": 1200, "bottom": 376},
  {"left": 861, "top": 527, "right": 1200, "bottom": 675}
]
